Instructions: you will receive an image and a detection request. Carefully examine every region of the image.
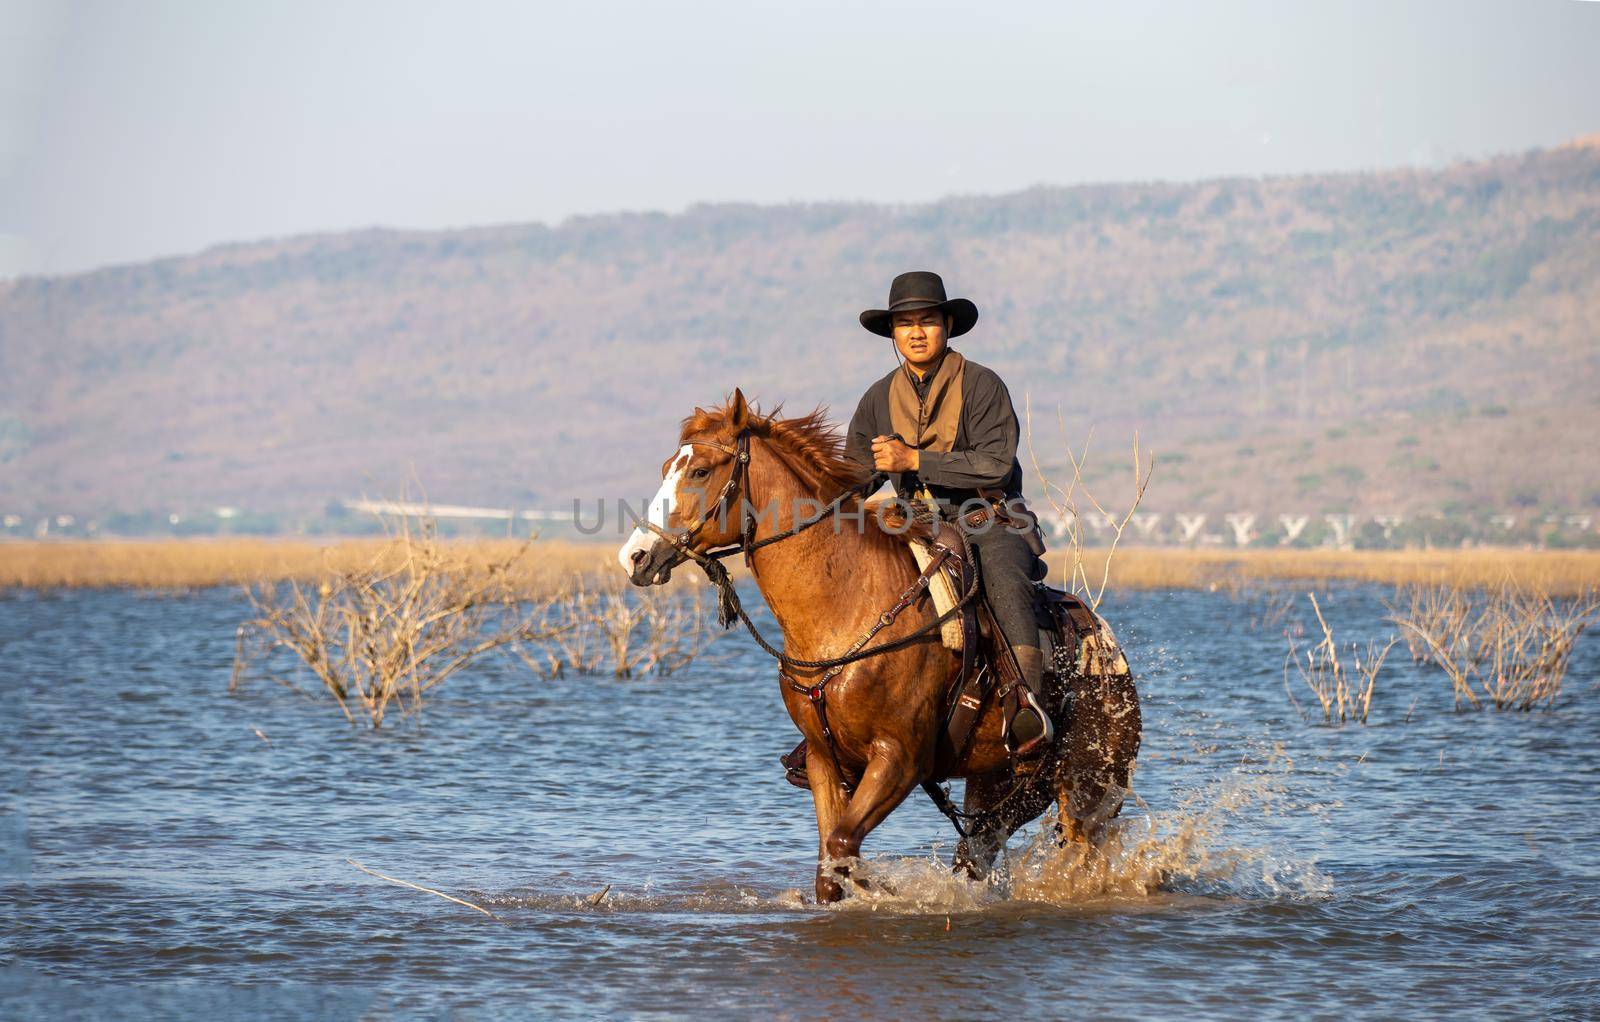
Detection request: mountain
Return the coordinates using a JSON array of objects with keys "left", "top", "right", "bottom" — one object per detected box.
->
[{"left": 2, "top": 139, "right": 1598, "bottom": 536}]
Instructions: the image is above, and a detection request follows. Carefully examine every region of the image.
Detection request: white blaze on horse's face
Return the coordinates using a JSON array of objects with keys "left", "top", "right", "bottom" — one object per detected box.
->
[{"left": 617, "top": 444, "right": 693, "bottom": 575}]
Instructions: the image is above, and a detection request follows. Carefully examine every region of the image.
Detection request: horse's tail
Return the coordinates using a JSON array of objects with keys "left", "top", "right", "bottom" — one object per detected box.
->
[{"left": 1050, "top": 606, "right": 1142, "bottom": 834}]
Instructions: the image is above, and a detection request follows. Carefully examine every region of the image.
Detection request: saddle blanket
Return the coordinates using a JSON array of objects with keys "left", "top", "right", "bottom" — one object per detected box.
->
[{"left": 909, "top": 538, "right": 965, "bottom": 651}]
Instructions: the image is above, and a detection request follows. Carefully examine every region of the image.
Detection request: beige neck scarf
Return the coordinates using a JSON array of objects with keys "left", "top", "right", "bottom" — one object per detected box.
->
[{"left": 888, "top": 349, "right": 965, "bottom": 453}]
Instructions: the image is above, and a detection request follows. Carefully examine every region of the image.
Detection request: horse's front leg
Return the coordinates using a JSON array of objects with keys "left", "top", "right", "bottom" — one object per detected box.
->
[
  {"left": 805, "top": 747, "right": 851, "bottom": 903},
  {"left": 818, "top": 742, "right": 918, "bottom": 903}
]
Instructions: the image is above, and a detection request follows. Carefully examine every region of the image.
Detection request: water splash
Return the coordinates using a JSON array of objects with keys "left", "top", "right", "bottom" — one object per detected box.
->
[
  {"left": 1009, "top": 770, "right": 1331, "bottom": 904},
  {"left": 468, "top": 747, "right": 1331, "bottom": 919},
  {"left": 824, "top": 754, "right": 1330, "bottom": 914}
]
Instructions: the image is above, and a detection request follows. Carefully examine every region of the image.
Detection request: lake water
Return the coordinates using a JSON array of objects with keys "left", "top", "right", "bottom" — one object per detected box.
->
[{"left": 3, "top": 583, "right": 1597, "bottom": 1020}]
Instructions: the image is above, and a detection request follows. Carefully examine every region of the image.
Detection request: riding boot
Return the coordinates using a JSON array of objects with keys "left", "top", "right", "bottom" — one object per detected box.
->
[
  {"left": 780, "top": 738, "right": 811, "bottom": 789},
  {"left": 1004, "top": 645, "right": 1054, "bottom": 758}
]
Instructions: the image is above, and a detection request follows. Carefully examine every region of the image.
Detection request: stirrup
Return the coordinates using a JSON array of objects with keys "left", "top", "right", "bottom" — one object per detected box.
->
[
  {"left": 780, "top": 739, "right": 810, "bottom": 789},
  {"left": 1003, "top": 687, "right": 1054, "bottom": 759}
]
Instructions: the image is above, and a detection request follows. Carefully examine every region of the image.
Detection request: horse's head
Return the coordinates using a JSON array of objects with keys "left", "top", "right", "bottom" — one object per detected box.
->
[{"left": 618, "top": 389, "right": 755, "bottom": 586}]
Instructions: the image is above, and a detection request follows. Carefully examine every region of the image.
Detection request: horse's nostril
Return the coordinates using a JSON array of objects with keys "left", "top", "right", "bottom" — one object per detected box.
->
[{"left": 630, "top": 549, "right": 646, "bottom": 566}]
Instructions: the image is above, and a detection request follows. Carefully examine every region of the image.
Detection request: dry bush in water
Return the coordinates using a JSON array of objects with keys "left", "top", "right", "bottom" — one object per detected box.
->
[
  {"left": 1249, "top": 588, "right": 1300, "bottom": 634},
  {"left": 1387, "top": 580, "right": 1599, "bottom": 711},
  {"left": 1283, "top": 592, "right": 1397, "bottom": 725},
  {"left": 1222, "top": 579, "right": 1300, "bottom": 634},
  {"left": 1387, "top": 582, "right": 1475, "bottom": 667},
  {"left": 232, "top": 513, "right": 720, "bottom": 726},
  {"left": 231, "top": 515, "right": 569, "bottom": 727},
  {"left": 1024, "top": 397, "right": 1155, "bottom": 610},
  {"left": 513, "top": 573, "right": 714, "bottom": 679}
]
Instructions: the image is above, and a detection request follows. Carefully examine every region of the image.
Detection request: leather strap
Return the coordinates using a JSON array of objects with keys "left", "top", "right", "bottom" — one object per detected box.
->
[{"left": 784, "top": 541, "right": 957, "bottom": 793}]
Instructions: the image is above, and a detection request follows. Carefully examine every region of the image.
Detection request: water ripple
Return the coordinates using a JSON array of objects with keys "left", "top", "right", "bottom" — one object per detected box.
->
[{"left": 2, "top": 584, "right": 1596, "bottom": 1020}]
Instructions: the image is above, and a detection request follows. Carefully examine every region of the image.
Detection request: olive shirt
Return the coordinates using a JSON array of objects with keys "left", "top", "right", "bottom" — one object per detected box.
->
[{"left": 844, "top": 354, "right": 1025, "bottom": 506}]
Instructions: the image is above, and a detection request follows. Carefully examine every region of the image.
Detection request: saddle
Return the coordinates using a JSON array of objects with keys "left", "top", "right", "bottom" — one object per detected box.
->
[
  {"left": 781, "top": 510, "right": 1096, "bottom": 789},
  {"left": 915, "top": 519, "right": 1095, "bottom": 780}
]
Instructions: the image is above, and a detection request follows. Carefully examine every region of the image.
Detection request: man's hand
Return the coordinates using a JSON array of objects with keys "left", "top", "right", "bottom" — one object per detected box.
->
[{"left": 871, "top": 435, "right": 920, "bottom": 473}]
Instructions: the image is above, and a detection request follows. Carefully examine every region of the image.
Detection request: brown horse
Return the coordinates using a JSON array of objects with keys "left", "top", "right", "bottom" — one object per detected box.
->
[{"left": 619, "top": 390, "right": 1140, "bottom": 903}]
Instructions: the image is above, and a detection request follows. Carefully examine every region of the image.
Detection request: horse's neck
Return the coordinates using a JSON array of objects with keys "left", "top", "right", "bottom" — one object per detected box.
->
[{"left": 744, "top": 446, "right": 904, "bottom": 654}]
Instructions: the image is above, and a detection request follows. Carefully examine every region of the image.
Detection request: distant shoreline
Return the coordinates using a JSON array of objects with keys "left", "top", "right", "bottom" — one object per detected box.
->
[{"left": 2, "top": 539, "right": 1595, "bottom": 596}]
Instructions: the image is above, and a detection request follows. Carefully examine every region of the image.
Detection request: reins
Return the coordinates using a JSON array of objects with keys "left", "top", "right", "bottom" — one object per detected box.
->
[{"left": 638, "top": 430, "right": 983, "bottom": 672}]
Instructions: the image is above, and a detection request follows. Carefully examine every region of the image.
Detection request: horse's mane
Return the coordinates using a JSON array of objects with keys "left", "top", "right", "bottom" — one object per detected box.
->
[{"left": 679, "top": 397, "right": 870, "bottom": 500}]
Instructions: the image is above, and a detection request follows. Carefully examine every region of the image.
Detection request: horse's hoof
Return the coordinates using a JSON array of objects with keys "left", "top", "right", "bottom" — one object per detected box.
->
[
  {"left": 953, "top": 839, "right": 996, "bottom": 880},
  {"left": 816, "top": 876, "right": 845, "bottom": 904}
]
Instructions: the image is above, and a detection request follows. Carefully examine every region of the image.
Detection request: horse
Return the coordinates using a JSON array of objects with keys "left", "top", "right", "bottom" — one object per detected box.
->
[{"left": 618, "top": 390, "right": 1140, "bottom": 903}]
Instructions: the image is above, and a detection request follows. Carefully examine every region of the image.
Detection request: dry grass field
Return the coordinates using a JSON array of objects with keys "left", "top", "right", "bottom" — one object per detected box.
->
[
  {"left": 1047, "top": 547, "right": 1600, "bottom": 597},
  {"left": 3, "top": 539, "right": 1597, "bottom": 597},
  {"left": 0, "top": 538, "right": 611, "bottom": 594}
]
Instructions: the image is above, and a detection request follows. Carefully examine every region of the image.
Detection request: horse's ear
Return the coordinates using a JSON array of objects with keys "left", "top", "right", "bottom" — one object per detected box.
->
[{"left": 729, "top": 388, "right": 749, "bottom": 428}]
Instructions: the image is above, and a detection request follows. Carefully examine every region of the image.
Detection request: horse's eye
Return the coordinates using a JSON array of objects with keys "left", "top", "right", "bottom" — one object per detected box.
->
[{"left": 690, "top": 467, "right": 711, "bottom": 481}]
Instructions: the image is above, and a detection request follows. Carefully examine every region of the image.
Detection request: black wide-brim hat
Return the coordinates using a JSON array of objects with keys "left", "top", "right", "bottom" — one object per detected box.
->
[{"left": 859, "top": 270, "right": 979, "bottom": 338}]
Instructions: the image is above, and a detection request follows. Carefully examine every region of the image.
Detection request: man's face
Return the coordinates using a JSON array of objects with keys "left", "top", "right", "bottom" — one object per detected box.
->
[{"left": 891, "top": 308, "right": 950, "bottom": 373}]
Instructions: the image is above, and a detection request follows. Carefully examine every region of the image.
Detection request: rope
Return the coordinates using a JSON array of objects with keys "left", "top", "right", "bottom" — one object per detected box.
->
[
  {"left": 919, "top": 766, "right": 1044, "bottom": 840},
  {"left": 695, "top": 543, "right": 982, "bottom": 671},
  {"left": 638, "top": 446, "right": 973, "bottom": 671},
  {"left": 706, "top": 471, "right": 887, "bottom": 561}
]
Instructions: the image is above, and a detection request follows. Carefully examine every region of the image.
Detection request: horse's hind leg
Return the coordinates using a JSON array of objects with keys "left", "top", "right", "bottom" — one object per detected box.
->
[
  {"left": 817, "top": 745, "right": 918, "bottom": 903},
  {"left": 1053, "top": 767, "right": 1130, "bottom": 849},
  {"left": 1053, "top": 619, "right": 1141, "bottom": 848},
  {"left": 953, "top": 770, "right": 1052, "bottom": 881},
  {"left": 1051, "top": 701, "right": 1139, "bottom": 848},
  {"left": 1054, "top": 787, "right": 1091, "bottom": 847},
  {"left": 953, "top": 771, "right": 1011, "bottom": 880}
]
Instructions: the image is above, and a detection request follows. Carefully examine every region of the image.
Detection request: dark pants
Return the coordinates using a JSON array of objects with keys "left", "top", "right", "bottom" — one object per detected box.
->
[{"left": 962, "top": 524, "right": 1040, "bottom": 650}]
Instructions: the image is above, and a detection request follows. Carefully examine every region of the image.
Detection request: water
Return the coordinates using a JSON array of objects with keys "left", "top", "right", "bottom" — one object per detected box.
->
[{"left": 3, "top": 583, "right": 1597, "bottom": 1019}]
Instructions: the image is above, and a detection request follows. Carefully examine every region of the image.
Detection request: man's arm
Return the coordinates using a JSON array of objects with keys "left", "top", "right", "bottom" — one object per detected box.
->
[
  {"left": 914, "top": 370, "right": 1017, "bottom": 489},
  {"left": 845, "top": 388, "right": 889, "bottom": 495},
  {"left": 845, "top": 391, "right": 876, "bottom": 471}
]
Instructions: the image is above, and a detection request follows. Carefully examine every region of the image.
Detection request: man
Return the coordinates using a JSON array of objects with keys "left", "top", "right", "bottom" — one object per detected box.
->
[{"left": 844, "top": 270, "right": 1053, "bottom": 756}]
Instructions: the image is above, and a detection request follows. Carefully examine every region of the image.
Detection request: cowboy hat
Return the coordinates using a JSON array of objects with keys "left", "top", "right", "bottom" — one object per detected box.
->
[{"left": 859, "top": 270, "right": 979, "bottom": 338}]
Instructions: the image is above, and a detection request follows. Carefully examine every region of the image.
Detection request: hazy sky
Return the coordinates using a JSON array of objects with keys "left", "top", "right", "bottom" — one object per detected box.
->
[{"left": 3, "top": 0, "right": 1598, "bottom": 277}]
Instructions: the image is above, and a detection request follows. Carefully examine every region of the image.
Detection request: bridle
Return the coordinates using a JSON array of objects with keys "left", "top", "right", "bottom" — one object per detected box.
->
[
  {"left": 635, "top": 427, "right": 981, "bottom": 672},
  {"left": 640, "top": 431, "right": 756, "bottom": 569}
]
